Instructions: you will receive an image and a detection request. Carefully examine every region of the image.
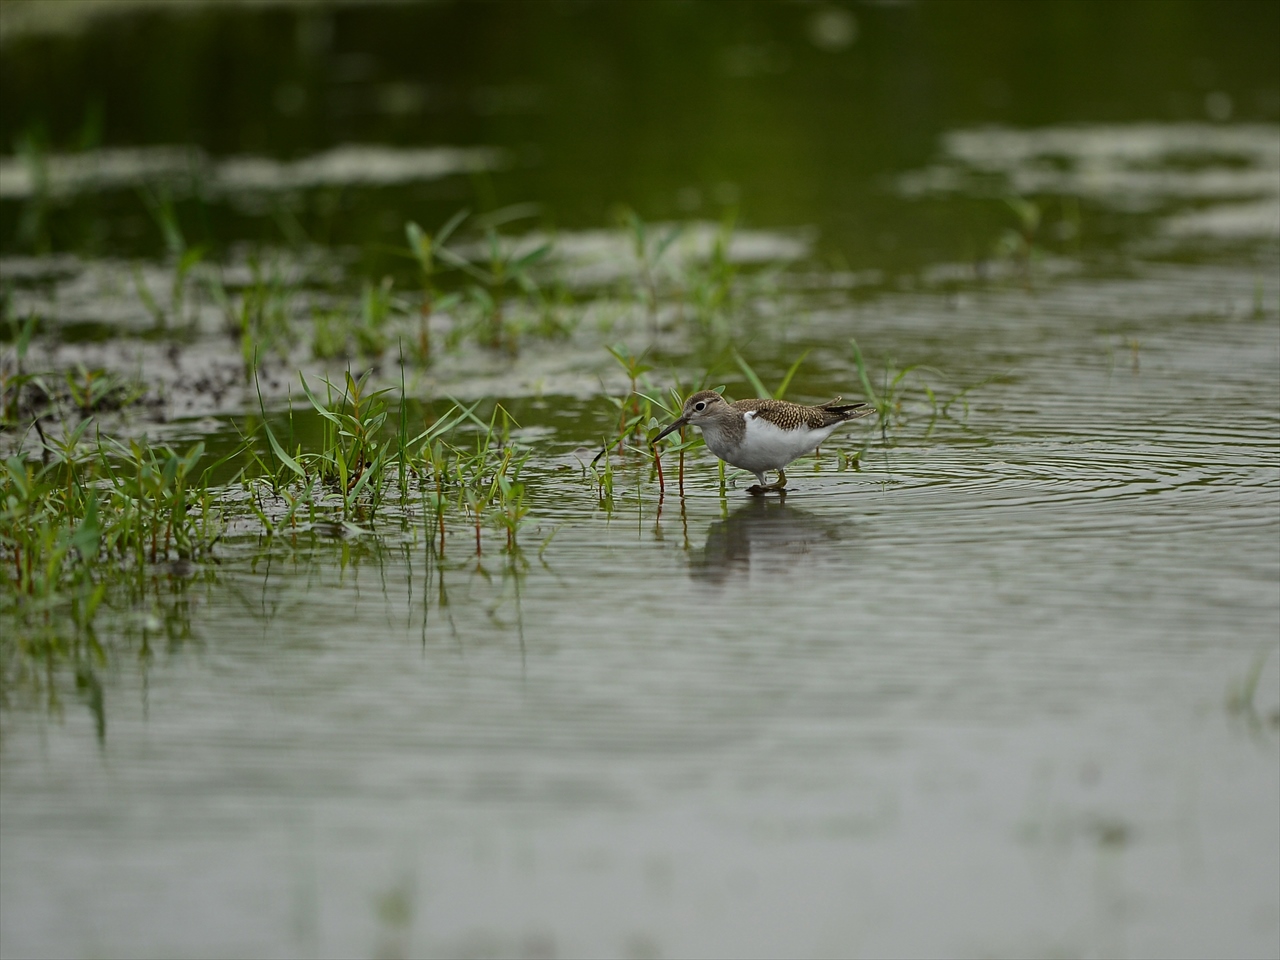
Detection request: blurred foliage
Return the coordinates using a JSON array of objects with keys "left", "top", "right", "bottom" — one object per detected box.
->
[{"left": 1, "top": 0, "right": 1276, "bottom": 270}]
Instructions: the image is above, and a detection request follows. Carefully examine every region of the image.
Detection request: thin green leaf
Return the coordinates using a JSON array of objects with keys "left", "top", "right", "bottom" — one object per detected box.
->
[
  {"left": 733, "top": 349, "right": 771, "bottom": 400},
  {"left": 298, "top": 373, "right": 344, "bottom": 425},
  {"left": 435, "top": 246, "right": 494, "bottom": 284},
  {"left": 435, "top": 208, "right": 470, "bottom": 247},
  {"left": 263, "top": 421, "right": 306, "bottom": 478},
  {"left": 511, "top": 243, "right": 552, "bottom": 270},
  {"left": 773, "top": 349, "right": 810, "bottom": 401},
  {"left": 849, "top": 338, "right": 878, "bottom": 403}
]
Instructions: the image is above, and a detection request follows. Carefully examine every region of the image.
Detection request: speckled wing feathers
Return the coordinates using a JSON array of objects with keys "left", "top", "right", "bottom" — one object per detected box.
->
[{"left": 730, "top": 397, "right": 872, "bottom": 430}]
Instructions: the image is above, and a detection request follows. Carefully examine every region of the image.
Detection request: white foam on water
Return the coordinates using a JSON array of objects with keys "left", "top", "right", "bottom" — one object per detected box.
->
[
  {"left": 0, "top": 143, "right": 507, "bottom": 200},
  {"left": 451, "top": 222, "right": 814, "bottom": 290},
  {"left": 899, "top": 122, "right": 1280, "bottom": 238}
]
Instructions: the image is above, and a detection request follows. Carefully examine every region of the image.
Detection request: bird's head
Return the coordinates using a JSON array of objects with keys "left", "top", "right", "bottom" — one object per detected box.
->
[{"left": 654, "top": 390, "right": 730, "bottom": 441}]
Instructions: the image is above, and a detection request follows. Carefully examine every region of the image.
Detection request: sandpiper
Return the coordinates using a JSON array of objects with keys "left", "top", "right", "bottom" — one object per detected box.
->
[{"left": 653, "top": 389, "right": 874, "bottom": 492}]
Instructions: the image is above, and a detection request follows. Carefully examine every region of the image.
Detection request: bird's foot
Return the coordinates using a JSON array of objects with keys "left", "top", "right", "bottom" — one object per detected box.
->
[{"left": 747, "top": 470, "right": 788, "bottom": 495}]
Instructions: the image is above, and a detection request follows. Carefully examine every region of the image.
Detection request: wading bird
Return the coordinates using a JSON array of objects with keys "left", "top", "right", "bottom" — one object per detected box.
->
[{"left": 654, "top": 390, "right": 873, "bottom": 493}]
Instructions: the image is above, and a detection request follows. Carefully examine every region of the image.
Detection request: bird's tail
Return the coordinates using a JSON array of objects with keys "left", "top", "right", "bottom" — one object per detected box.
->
[{"left": 821, "top": 396, "right": 875, "bottom": 421}]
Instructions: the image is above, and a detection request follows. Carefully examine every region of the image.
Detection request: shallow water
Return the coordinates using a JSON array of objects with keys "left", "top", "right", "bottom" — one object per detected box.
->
[
  {"left": 4, "top": 257, "right": 1277, "bottom": 958},
  {"left": 2, "top": 3, "right": 1279, "bottom": 958}
]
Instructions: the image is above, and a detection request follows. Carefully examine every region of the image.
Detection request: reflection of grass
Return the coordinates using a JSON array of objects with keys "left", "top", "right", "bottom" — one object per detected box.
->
[{"left": 1227, "top": 647, "right": 1280, "bottom": 735}]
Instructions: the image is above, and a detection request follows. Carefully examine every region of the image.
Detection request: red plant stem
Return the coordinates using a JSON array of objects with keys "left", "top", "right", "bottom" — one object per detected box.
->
[
  {"left": 654, "top": 446, "right": 665, "bottom": 494},
  {"left": 678, "top": 426, "right": 686, "bottom": 496}
]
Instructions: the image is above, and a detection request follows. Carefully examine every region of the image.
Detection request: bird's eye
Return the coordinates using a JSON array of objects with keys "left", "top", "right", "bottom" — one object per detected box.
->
[{"left": 694, "top": 402, "right": 706, "bottom": 411}]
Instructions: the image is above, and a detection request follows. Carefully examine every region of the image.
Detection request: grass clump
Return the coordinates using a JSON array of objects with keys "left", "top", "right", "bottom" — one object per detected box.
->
[
  {"left": 203, "top": 257, "right": 298, "bottom": 380},
  {"left": 2, "top": 315, "right": 151, "bottom": 429},
  {"left": 404, "top": 209, "right": 468, "bottom": 363},
  {"left": 1, "top": 427, "right": 223, "bottom": 735},
  {"left": 1, "top": 371, "right": 552, "bottom": 732},
  {"left": 235, "top": 370, "right": 540, "bottom": 560}
]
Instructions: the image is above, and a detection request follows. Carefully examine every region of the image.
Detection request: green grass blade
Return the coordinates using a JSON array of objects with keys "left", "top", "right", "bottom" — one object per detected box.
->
[
  {"left": 298, "top": 373, "right": 344, "bottom": 426},
  {"left": 733, "top": 349, "right": 771, "bottom": 399},
  {"left": 849, "top": 338, "right": 878, "bottom": 404},
  {"left": 263, "top": 421, "right": 306, "bottom": 478},
  {"left": 773, "top": 349, "right": 810, "bottom": 401},
  {"left": 435, "top": 208, "right": 470, "bottom": 247}
]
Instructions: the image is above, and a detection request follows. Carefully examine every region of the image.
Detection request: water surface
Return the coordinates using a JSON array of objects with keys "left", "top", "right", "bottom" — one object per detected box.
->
[{"left": 1, "top": 4, "right": 1278, "bottom": 958}]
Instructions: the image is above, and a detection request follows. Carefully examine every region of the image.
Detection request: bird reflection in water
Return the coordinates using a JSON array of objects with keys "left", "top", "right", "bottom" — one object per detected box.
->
[{"left": 688, "top": 497, "right": 853, "bottom": 586}]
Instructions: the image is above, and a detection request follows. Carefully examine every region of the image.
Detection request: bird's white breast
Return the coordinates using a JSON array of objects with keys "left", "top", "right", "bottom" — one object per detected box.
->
[{"left": 707, "top": 412, "right": 843, "bottom": 474}]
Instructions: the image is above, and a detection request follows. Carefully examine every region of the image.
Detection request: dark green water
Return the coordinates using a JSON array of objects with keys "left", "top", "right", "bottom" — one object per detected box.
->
[{"left": 2, "top": 2, "right": 1278, "bottom": 957}]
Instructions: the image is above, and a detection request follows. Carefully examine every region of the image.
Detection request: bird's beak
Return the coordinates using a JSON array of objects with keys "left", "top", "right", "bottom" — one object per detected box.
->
[{"left": 653, "top": 416, "right": 687, "bottom": 443}]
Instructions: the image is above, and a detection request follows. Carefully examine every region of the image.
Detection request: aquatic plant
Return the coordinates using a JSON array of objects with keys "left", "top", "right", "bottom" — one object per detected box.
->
[
  {"left": 205, "top": 258, "right": 298, "bottom": 379},
  {"left": 849, "top": 336, "right": 926, "bottom": 440},
  {"left": 618, "top": 207, "right": 681, "bottom": 328},
  {"left": 13, "top": 126, "right": 52, "bottom": 254},
  {"left": 1, "top": 365, "right": 566, "bottom": 732},
  {"left": 679, "top": 215, "right": 739, "bottom": 339},
  {"left": 437, "top": 215, "right": 552, "bottom": 351},
  {"left": 605, "top": 343, "right": 656, "bottom": 448},
  {"left": 236, "top": 369, "right": 544, "bottom": 559},
  {"left": 354, "top": 276, "right": 396, "bottom": 358},
  {"left": 436, "top": 402, "right": 532, "bottom": 555},
  {"left": 3, "top": 325, "right": 152, "bottom": 434},
  {"left": 733, "top": 348, "right": 809, "bottom": 402},
  {"left": 1, "top": 314, "right": 41, "bottom": 427},
  {"left": 1, "top": 420, "right": 226, "bottom": 737},
  {"left": 310, "top": 307, "right": 351, "bottom": 360},
  {"left": 139, "top": 184, "right": 207, "bottom": 326},
  {"left": 97, "top": 437, "right": 219, "bottom": 567},
  {"left": 64, "top": 363, "right": 141, "bottom": 416},
  {"left": 404, "top": 209, "right": 468, "bottom": 363}
]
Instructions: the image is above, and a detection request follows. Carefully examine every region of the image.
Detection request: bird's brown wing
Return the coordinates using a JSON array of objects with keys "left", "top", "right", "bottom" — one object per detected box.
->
[{"left": 734, "top": 398, "right": 870, "bottom": 429}]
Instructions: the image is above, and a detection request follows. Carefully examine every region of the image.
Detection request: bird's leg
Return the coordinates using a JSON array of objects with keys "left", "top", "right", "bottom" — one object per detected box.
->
[
  {"left": 759, "top": 469, "right": 787, "bottom": 492},
  {"left": 747, "top": 469, "right": 789, "bottom": 494}
]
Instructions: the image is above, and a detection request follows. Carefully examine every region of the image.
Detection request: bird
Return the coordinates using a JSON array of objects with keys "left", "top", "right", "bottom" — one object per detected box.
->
[{"left": 653, "top": 389, "right": 874, "bottom": 493}]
